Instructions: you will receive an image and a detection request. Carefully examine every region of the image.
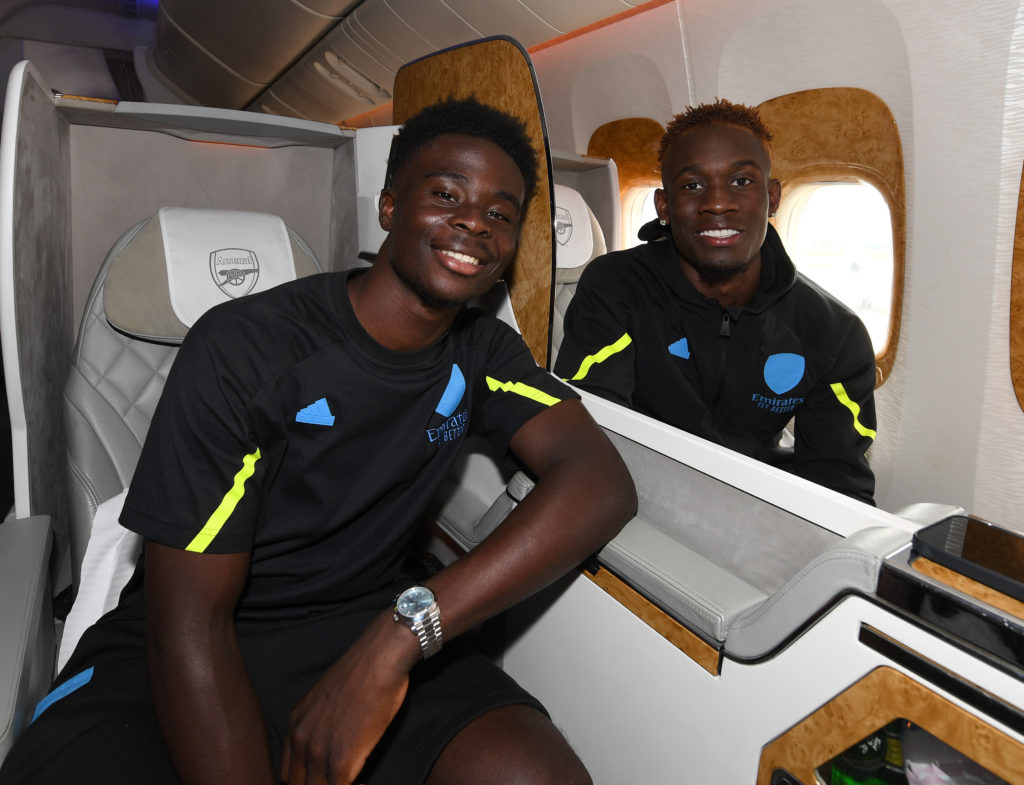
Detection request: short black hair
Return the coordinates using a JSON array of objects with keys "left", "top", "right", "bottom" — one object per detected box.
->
[
  {"left": 384, "top": 96, "right": 539, "bottom": 212},
  {"left": 659, "top": 98, "right": 773, "bottom": 166}
]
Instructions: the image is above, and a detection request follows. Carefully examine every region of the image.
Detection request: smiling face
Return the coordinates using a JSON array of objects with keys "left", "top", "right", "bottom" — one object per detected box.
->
[
  {"left": 655, "top": 123, "right": 781, "bottom": 287},
  {"left": 378, "top": 132, "right": 526, "bottom": 311}
]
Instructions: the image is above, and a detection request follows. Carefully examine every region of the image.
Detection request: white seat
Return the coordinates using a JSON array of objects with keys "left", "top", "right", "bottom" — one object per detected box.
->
[
  {"left": 550, "top": 184, "right": 606, "bottom": 365},
  {"left": 0, "top": 208, "right": 321, "bottom": 759}
]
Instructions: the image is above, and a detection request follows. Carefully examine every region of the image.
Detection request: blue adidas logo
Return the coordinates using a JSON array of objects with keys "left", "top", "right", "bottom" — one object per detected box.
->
[{"left": 296, "top": 397, "right": 335, "bottom": 426}]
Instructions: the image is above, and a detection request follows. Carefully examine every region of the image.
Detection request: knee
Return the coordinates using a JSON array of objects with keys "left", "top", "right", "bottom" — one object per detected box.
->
[{"left": 428, "top": 704, "right": 592, "bottom": 785}]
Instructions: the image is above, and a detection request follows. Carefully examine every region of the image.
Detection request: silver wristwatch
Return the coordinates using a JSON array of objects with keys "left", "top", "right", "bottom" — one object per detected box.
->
[{"left": 393, "top": 585, "right": 443, "bottom": 659}]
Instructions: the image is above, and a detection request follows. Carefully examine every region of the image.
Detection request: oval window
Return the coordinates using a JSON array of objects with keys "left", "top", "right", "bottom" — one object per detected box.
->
[{"left": 777, "top": 181, "right": 894, "bottom": 355}]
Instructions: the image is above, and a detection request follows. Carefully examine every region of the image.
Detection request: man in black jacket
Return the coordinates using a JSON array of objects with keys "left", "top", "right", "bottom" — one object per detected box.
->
[{"left": 555, "top": 98, "right": 876, "bottom": 504}]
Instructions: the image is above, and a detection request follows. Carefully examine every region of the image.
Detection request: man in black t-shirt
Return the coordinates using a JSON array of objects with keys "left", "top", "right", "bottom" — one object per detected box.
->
[{"left": 1, "top": 98, "right": 636, "bottom": 785}]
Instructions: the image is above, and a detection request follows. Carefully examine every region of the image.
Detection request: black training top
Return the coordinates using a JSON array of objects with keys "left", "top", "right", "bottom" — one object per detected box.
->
[
  {"left": 553, "top": 224, "right": 876, "bottom": 504},
  {"left": 121, "top": 270, "right": 575, "bottom": 619}
]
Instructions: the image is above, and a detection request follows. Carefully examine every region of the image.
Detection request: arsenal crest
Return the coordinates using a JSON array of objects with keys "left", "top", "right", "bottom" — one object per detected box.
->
[{"left": 210, "top": 248, "right": 260, "bottom": 297}]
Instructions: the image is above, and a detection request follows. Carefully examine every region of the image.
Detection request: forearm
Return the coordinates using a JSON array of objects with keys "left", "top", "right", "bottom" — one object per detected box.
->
[
  {"left": 425, "top": 405, "right": 635, "bottom": 642},
  {"left": 149, "top": 624, "right": 277, "bottom": 785}
]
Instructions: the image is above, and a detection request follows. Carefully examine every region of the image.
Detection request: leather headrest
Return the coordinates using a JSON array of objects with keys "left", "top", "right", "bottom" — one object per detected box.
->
[
  {"left": 553, "top": 184, "right": 606, "bottom": 284},
  {"left": 104, "top": 207, "right": 320, "bottom": 344}
]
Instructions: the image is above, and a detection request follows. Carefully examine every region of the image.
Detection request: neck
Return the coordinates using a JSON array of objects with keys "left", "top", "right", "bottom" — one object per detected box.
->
[
  {"left": 347, "top": 241, "right": 460, "bottom": 352},
  {"left": 682, "top": 255, "right": 762, "bottom": 307}
]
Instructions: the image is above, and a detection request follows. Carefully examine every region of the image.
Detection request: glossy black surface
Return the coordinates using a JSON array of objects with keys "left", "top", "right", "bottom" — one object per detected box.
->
[{"left": 877, "top": 562, "right": 1024, "bottom": 678}]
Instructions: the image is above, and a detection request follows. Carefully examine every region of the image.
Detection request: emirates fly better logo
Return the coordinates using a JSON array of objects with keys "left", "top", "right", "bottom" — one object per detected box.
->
[{"left": 210, "top": 248, "right": 260, "bottom": 297}]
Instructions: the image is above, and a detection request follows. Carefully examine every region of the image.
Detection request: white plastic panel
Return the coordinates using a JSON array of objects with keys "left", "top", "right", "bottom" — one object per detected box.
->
[
  {"left": 159, "top": 0, "right": 337, "bottom": 85},
  {"left": 249, "top": 91, "right": 310, "bottom": 120},
  {"left": 323, "top": 25, "right": 397, "bottom": 97},
  {"left": 520, "top": 0, "right": 636, "bottom": 34},
  {"left": 294, "top": 0, "right": 363, "bottom": 16},
  {"left": 269, "top": 58, "right": 372, "bottom": 123},
  {"left": 354, "top": 125, "right": 400, "bottom": 256},
  {"left": 344, "top": 16, "right": 404, "bottom": 71},
  {"left": 352, "top": 1, "right": 436, "bottom": 66},
  {"left": 22, "top": 41, "right": 118, "bottom": 100},
  {"left": 443, "top": 0, "right": 561, "bottom": 41},
  {"left": 153, "top": 9, "right": 262, "bottom": 107},
  {"left": 380, "top": 0, "right": 483, "bottom": 49}
]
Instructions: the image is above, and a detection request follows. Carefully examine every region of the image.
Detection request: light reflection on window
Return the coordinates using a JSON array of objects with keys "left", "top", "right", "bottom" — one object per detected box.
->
[{"left": 779, "top": 182, "right": 894, "bottom": 355}]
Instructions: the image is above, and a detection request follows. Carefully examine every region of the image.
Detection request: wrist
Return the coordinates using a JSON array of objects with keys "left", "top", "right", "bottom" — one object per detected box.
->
[{"left": 393, "top": 585, "right": 443, "bottom": 660}]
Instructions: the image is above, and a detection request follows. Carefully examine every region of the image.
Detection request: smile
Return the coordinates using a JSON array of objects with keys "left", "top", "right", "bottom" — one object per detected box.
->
[
  {"left": 439, "top": 249, "right": 482, "bottom": 267},
  {"left": 698, "top": 229, "right": 740, "bottom": 238}
]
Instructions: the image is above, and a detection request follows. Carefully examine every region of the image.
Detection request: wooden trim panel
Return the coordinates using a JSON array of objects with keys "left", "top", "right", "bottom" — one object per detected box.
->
[
  {"left": 584, "top": 566, "right": 721, "bottom": 675},
  {"left": 1012, "top": 161, "right": 1024, "bottom": 413},
  {"left": 912, "top": 556, "right": 1024, "bottom": 622},
  {"left": 758, "top": 88, "right": 905, "bottom": 386},
  {"left": 392, "top": 38, "right": 554, "bottom": 367},
  {"left": 757, "top": 665, "right": 1024, "bottom": 784}
]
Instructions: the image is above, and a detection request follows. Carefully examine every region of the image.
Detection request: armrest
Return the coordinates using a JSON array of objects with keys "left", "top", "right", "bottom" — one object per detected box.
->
[
  {"left": 599, "top": 518, "right": 768, "bottom": 641},
  {"left": 0, "top": 516, "right": 55, "bottom": 763},
  {"left": 723, "top": 525, "right": 911, "bottom": 659}
]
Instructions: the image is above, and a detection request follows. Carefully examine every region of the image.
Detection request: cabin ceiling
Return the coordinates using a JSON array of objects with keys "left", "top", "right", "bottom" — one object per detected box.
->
[{"left": 0, "top": 0, "right": 648, "bottom": 124}]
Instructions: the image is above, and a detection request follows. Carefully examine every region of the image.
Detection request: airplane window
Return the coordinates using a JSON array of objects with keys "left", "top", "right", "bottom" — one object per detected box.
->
[{"left": 777, "top": 181, "right": 894, "bottom": 355}]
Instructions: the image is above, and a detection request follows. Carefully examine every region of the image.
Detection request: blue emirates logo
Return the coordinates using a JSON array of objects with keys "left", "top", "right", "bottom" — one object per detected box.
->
[
  {"left": 752, "top": 353, "right": 805, "bottom": 414},
  {"left": 426, "top": 364, "right": 468, "bottom": 444}
]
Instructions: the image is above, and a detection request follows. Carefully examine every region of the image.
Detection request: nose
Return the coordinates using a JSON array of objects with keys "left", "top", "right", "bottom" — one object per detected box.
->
[
  {"left": 700, "top": 181, "right": 736, "bottom": 214},
  {"left": 451, "top": 201, "right": 490, "bottom": 235}
]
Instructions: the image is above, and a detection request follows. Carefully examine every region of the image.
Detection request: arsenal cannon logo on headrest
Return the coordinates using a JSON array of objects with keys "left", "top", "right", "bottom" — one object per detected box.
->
[{"left": 210, "top": 248, "right": 260, "bottom": 297}]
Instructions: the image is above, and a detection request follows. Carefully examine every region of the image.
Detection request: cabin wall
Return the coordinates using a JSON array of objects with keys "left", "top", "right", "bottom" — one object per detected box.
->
[
  {"left": 533, "top": 0, "right": 1024, "bottom": 525},
  {"left": 67, "top": 126, "right": 342, "bottom": 324}
]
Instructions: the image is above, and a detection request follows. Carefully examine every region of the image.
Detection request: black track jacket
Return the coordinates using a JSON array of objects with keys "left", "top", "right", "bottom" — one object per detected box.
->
[{"left": 554, "top": 224, "right": 876, "bottom": 504}]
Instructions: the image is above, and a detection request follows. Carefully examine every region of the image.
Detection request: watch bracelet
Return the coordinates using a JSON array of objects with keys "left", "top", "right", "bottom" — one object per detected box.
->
[{"left": 414, "top": 608, "right": 443, "bottom": 659}]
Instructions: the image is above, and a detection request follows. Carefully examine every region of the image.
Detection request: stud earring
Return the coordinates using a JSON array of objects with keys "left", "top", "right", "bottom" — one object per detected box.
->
[{"left": 659, "top": 218, "right": 668, "bottom": 226}]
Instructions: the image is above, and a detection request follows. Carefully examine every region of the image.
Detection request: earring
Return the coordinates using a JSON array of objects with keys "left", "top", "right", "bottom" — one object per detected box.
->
[{"left": 659, "top": 218, "right": 668, "bottom": 226}]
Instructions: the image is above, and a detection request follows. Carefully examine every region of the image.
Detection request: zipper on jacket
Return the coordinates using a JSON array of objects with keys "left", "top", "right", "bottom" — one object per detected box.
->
[{"left": 719, "top": 311, "right": 731, "bottom": 337}]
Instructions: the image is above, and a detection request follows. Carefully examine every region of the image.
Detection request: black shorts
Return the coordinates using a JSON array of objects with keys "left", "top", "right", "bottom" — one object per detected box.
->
[{"left": 0, "top": 579, "right": 545, "bottom": 785}]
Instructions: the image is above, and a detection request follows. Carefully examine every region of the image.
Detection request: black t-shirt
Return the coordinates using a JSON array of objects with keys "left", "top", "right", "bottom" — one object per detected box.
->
[{"left": 121, "top": 271, "right": 575, "bottom": 619}]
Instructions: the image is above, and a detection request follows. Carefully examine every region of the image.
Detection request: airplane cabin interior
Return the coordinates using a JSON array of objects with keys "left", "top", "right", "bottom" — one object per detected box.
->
[{"left": 0, "top": 1, "right": 1022, "bottom": 784}]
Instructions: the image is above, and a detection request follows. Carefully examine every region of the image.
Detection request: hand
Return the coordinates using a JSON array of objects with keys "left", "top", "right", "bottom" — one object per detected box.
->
[{"left": 280, "top": 613, "right": 420, "bottom": 785}]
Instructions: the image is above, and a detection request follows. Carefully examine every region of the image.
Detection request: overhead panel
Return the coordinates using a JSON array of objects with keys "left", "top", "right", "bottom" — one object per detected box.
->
[
  {"left": 295, "top": 0, "right": 364, "bottom": 15},
  {"left": 352, "top": 1, "right": 436, "bottom": 66},
  {"left": 154, "top": 10, "right": 263, "bottom": 107},
  {"left": 380, "top": 0, "right": 483, "bottom": 50},
  {"left": 441, "top": 0, "right": 562, "bottom": 40},
  {"left": 252, "top": 90, "right": 314, "bottom": 121},
  {"left": 260, "top": 63, "right": 356, "bottom": 124},
  {"left": 343, "top": 16, "right": 404, "bottom": 71},
  {"left": 520, "top": 0, "right": 638, "bottom": 33},
  {"left": 323, "top": 24, "right": 397, "bottom": 96},
  {"left": 155, "top": 0, "right": 354, "bottom": 108}
]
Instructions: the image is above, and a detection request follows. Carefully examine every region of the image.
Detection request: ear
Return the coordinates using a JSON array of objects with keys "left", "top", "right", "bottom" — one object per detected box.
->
[
  {"left": 378, "top": 189, "right": 395, "bottom": 231},
  {"left": 767, "top": 179, "right": 781, "bottom": 217},
  {"left": 653, "top": 188, "right": 669, "bottom": 222}
]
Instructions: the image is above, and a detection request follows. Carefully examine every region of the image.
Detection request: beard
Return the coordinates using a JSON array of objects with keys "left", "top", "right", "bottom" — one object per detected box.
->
[
  {"left": 391, "top": 260, "right": 464, "bottom": 311},
  {"left": 687, "top": 256, "right": 752, "bottom": 284}
]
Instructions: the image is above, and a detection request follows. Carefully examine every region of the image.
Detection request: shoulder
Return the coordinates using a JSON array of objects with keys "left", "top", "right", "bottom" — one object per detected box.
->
[
  {"left": 781, "top": 275, "right": 875, "bottom": 360},
  {"left": 183, "top": 272, "right": 343, "bottom": 378},
  {"left": 576, "top": 243, "right": 670, "bottom": 297}
]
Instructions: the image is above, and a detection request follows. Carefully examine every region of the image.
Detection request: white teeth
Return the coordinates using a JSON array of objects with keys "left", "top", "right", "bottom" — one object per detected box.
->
[
  {"left": 444, "top": 250, "right": 481, "bottom": 266},
  {"left": 700, "top": 229, "right": 739, "bottom": 238}
]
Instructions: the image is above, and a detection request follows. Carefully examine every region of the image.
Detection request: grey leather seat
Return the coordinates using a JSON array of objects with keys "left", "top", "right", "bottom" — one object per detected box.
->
[
  {"left": 0, "top": 208, "right": 321, "bottom": 762},
  {"left": 550, "top": 184, "right": 607, "bottom": 366}
]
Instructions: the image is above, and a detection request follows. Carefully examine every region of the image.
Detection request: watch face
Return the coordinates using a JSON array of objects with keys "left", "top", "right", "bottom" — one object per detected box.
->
[{"left": 397, "top": 586, "right": 434, "bottom": 617}]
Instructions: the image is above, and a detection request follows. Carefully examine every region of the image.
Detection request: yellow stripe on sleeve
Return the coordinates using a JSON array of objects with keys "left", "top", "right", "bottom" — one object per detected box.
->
[
  {"left": 186, "top": 448, "right": 262, "bottom": 553},
  {"left": 485, "top": 377, "right": 561, "bottom": 407},
  {"left": 566, "top": 333, "right": 632, "bottom": 382},
  {"left": 829, "top": 383, "right": 877, "bottom": 440}
]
